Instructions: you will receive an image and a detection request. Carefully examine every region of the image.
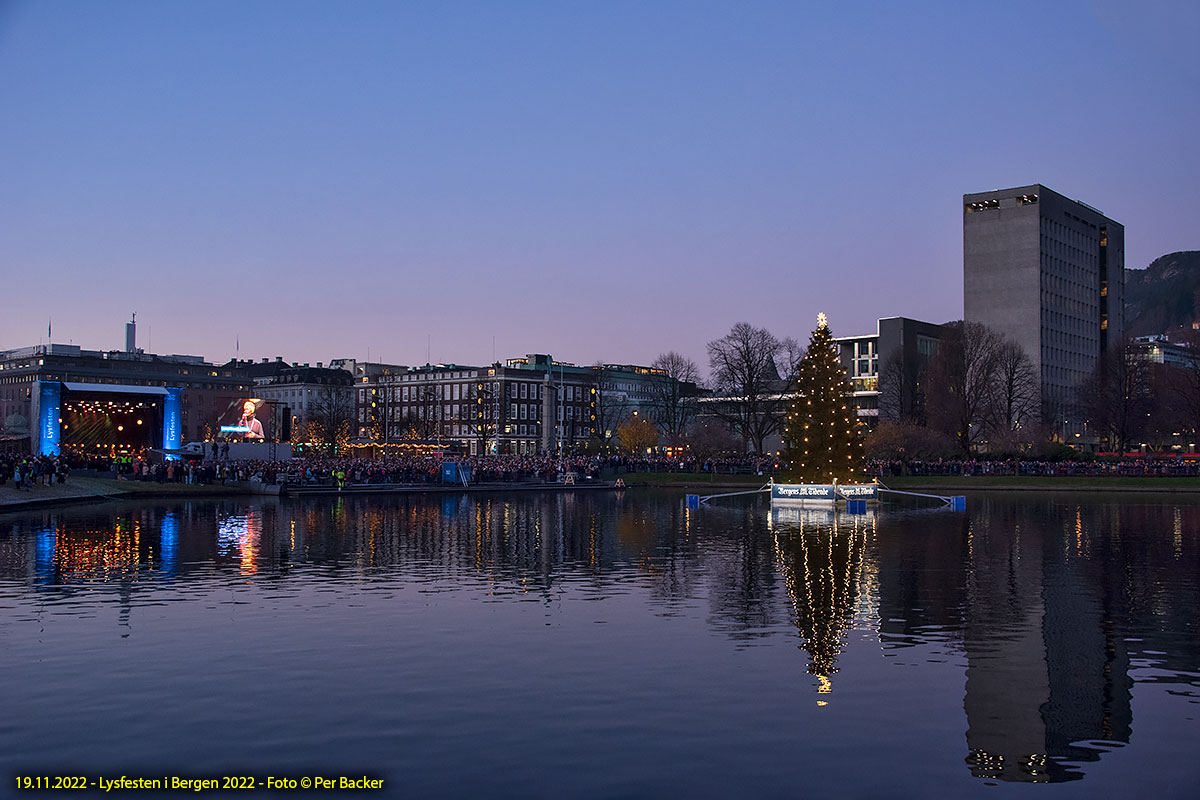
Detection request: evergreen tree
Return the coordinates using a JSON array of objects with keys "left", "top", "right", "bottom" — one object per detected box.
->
[{"left": 782, "top": 313, "right": 864, "bottom": 483}]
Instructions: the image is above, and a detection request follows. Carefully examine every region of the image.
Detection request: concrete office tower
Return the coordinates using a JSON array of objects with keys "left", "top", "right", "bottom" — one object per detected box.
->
[{"left": 964, "top": 185, "right": 1124, "bottom": 432}]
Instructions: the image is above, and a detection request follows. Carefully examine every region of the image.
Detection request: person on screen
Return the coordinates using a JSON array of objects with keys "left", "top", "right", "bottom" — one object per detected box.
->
[{"left": 239, "top": 400, "right": 265, "bottom": 439}]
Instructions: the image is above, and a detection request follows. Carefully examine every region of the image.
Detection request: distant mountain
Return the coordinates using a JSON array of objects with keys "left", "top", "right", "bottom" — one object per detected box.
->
[{"left": 1124, "top": 251, "right": 1200, "bottom": 337}]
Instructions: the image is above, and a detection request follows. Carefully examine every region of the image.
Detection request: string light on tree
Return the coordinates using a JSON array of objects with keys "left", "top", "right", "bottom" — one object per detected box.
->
[{"left": 780, "top": 312, "right": 864, "bottom": 484}]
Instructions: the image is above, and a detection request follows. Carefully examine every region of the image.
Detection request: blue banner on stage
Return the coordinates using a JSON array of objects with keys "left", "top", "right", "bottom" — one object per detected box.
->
[
  {"left": 37, "top": 381, "right": 61, "bottom": 456},
  {"left": 162, "top": 387, "right": 183, "bottom": 459}
]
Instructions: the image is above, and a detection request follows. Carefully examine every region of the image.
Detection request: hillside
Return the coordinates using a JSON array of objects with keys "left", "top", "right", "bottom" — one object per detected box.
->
[{"left": 1124, "top": 251, "right": 1200, "bottom": 337}]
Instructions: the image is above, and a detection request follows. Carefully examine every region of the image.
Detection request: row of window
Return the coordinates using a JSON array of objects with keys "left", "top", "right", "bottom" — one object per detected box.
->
[
  {"left": 360, "top": 381, "right": 598, "bottom": 404},
  {"left": 1041, "top": 293, "right": 1099, "bottom": 324},
  {"left": 261, "top": 388, "right": 321, "bottom": 398},
  {"left": 367, "top": 402, "right": 554, "bottom": 422},
  {"left": 1040, "top": 341, "right": 1094, "bottom": 373},
  {"left": 1041, "top": 362, "right": 1086, "bottom": 388},
  {"left": 852, "top": 358, "right": 877, "bottom": 379},
  {"left": 1041, "top": 253, "right": 1100, "bottom": 283},
  {"left": 388, "top": 370, "right": 474, "bottom": 382},
  {"left": 370, "top": 422, "right": 576, "bottom": 440}
]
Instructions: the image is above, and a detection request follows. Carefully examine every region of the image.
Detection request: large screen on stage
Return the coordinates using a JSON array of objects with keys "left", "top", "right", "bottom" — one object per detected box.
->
[{"left": 218, "top": 398, "right": 274, "bottom": 440}]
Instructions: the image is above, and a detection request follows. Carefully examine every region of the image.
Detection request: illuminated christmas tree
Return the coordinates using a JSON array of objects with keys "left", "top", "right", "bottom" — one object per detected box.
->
[{"left": 782, "top": 312, "right": 864, "bottom": 483}]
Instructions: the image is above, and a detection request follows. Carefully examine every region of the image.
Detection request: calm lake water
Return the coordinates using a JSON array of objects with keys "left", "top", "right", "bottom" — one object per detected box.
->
[{"left": 2, "top": 490, "right": 1197, "bottom": 798}]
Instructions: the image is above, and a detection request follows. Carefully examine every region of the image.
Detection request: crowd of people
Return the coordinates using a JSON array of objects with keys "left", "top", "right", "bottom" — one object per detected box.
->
[
  {"left": 8, "top": 447, "right": 1200, "bottom": 496},
  {"left": 3, "top": 449, "right": 781, "bottom": 492},
  {"left": 273, "top": 453, "right": 784, "bottom": 487},
  {"left": 868, "top": 457, "right": 1200, "bottom": 478},
  {"left": 0, "top": 454, "right": 71, "bottom": 491},
  {"left": 265, "top": 454, "right": 613, "bottom": 487}
]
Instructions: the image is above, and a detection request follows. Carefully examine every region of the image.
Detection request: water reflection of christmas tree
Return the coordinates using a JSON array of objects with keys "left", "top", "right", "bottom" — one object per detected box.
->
[{"left": 774, "top": 514, "right": 872, "bottom": 694}]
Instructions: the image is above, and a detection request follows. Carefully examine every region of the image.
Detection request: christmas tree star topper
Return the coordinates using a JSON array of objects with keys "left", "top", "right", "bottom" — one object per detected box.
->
[{"left": 817, "top": 311, "right": 828, "bottom": 328}]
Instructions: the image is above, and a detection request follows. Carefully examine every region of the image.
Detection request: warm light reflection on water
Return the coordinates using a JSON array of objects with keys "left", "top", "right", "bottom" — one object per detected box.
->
[{"left": 1, "top": 491, "right": 1197, "bottom": 798}]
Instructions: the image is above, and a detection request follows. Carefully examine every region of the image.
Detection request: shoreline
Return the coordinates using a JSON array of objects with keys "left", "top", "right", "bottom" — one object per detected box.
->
[
  {"left": 8, "top": 473, "right": 1200, "bottom": 513},
  {"left": 0, "top": 476, "right": 616, "bottom": 513},
  {"left": 0, "top": 477, "right": 254, "bottom": 514},
  {"left": 620, "top": 473, "right": 1200, "bottom": 493},
  {"left": 882, "top": 483, "right": 1200, "bottom": 493}
]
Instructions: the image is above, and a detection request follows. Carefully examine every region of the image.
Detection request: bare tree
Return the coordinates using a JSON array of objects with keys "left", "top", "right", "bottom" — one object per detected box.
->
[
  {"left": 777, "top": 337, "right": 806, "bottom": 383},
  {"left": 877, "top": 349, "right": 926, "bottom": 424},
  {"left": 988, "top": 339, "right": 1039, "bottom": 435},
  {"left": 876, "top": 328, "right": 943, "bottom": 427},
  {"left": 1144, "top": 362, "right": 1179, "bottom": 449},
  {"left": 592, "top": 364, "right": 631, "bottom": 445},
  {"left": 308, "top": 383, "right": 355, "bottom": 455},
  {"left": 647, "top": 351, "right": 699, "bottom": 442},
  {"left": 924, "top": 321, "right": 1004, "bottom": 453},
  {"left": 707, "top": 323, "right": 787, "bottom": 454},
  {"left": 1080, "top": 337, "right": 1151, "bottom": 453},
  {"left": 877, "top": 351, "right": 904, "bottom": 423},
  {"left": 1165, "top": 330, "right": 1200, "bottom": 442},
  {"left": 411, "top": 382, "right": 441, "bottom": 440}
]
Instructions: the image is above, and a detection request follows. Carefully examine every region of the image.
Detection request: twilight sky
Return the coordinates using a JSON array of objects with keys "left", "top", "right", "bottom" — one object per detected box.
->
[{"left": 2, "top": 0, "right": 1197, "bottom": 376}]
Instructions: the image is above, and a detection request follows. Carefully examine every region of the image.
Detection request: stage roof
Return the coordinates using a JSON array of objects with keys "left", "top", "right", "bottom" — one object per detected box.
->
[{"left": 61, "top": 382, "right": 170, "bottom": 396}]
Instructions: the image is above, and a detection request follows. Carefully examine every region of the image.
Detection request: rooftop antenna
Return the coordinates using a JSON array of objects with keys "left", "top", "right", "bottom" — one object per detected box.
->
[{"left": 427, "top": 333, "right": 431, "bottom": 365}]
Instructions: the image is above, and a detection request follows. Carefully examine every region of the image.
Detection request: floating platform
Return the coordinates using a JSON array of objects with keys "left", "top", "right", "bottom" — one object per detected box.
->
[
  {"left": 685, "top": 481, "right": 965, "bottom": 512},
  {"left": 770, "top": 483, "right": 879, "bottom": 506}
]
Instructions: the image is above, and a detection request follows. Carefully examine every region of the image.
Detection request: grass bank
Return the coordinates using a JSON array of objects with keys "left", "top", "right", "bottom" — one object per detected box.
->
[
  {"left": 620, "top": 472, "right": 769, "bottom": 488},
  {"left": 880, "top": 475, "right": 1200, "bottom": 491}
]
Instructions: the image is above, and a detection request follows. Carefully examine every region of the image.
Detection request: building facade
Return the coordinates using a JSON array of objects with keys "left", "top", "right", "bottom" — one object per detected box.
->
[
  {"left": 353, "top": 363, "right": 483, "bottom": 448},
  {"left": 1136, "top": 335, "right": 1196, "bottom": 369},
  {"left": 835, "top": 316, "right": 943, "bottom": 428},
  {"left": 348, "top": 354, "right": 678, "bottom": 455},
  {"left": 499, "top": 355, "right": 602, "bottom": 453},
  {"left": 351, "top": 357, "right": 598, "bottom": 456},
  {"left": 964, "top": 184, "right": 1125, "bottom": 431}
]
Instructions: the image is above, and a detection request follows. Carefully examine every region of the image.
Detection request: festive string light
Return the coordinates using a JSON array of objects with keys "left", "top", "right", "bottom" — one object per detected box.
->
[{"left": 779, "top": 313, "right": 864, "bottom": 484}]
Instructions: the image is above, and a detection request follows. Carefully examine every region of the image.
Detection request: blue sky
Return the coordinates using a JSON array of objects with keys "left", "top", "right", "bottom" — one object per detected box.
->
[{"left": 2, "top": 0, "right": 1197, "bottom": 374}]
